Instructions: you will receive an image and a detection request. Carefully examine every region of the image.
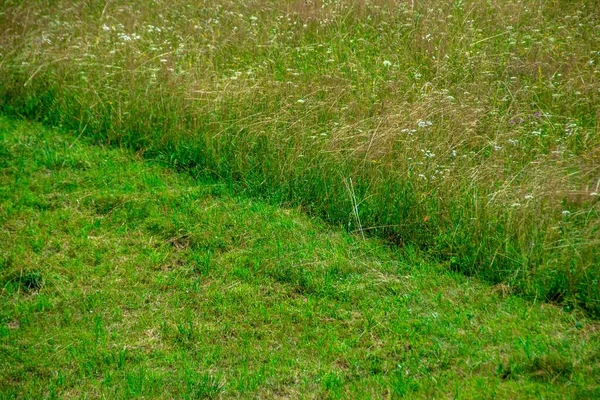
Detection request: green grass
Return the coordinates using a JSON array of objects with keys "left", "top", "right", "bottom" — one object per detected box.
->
[
  {"left": 1, "top": 117, "right": 600, "bottom": 398},
  {"left": 0, "top": 0, "right": 599, "bottom": 314}
]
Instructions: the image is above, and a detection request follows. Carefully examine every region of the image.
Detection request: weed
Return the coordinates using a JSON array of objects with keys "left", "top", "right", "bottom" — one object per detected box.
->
[{"left": 2, "top": 270, "right": 44, "bottom": 294}]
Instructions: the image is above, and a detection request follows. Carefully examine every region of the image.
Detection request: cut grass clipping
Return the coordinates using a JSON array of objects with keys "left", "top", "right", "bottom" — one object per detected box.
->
[
  {"left": 1, "top": 118, "right": 599, "bottom": 397},
  {"left": 1, "top": 0, "right": 599, "bottom": 315}
]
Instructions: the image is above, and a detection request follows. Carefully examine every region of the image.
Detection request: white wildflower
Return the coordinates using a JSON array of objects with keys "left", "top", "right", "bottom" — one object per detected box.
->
[
  {"left": 382, "top": 60, "right": 392, "bottom": 67},
  {"left": 417, "top": 120, "right": 433, "bottom": 128},
  {"left": 117, "top": 33, "right": 132, "bottom": 41}
]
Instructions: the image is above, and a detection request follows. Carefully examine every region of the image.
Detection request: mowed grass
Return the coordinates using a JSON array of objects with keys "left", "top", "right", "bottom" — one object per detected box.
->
[
  {"left": 0, "top": 0, "right": 599, "bottom": 314},
  {"left": 1, "top": 117, "right": 600, "bottom": 398}
]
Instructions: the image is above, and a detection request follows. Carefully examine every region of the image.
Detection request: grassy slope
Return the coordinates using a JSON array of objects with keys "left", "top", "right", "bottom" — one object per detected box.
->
[
  {"left": 1, "top": 117, "right": 599, "bottom": 398},
  {"left": 1, "top": 0, "right": 598, "bottom": 314}
]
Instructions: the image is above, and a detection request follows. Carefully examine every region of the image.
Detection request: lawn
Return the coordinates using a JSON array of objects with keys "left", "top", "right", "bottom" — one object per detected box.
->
[{"left": 1, "top": 117, "right": 599, "bottom": 398}]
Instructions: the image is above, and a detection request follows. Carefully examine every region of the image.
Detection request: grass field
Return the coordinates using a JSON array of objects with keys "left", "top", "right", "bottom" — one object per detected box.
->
[
  {"left": 1, "top": 0, "right": 600, "bottom": 397},
  {"left": 1, "top": 116, "right": 599, "bottom": 398},
  {"left": 1, "top": 0, "right": 599, "bottom": 315}
]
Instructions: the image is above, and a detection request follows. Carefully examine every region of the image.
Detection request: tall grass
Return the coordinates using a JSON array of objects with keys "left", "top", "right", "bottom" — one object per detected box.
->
[{"left": 1, "top": 0, "right": 599, "bottom": 314}]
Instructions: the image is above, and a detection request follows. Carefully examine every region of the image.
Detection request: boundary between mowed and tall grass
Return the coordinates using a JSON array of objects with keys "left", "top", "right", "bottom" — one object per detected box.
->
[
  {"left": 2, "top": 88, "right": 597, "bottom": 319},
  {"left": 1, "top": 0, "right": 598, "bottom": 316}
]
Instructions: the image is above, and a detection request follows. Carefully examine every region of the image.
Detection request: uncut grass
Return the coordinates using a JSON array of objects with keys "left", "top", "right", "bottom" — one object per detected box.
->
[
  {"left": 1, "top": 117, "right": 600, "bottom": 398},
  {"left": 0, "top": 0, "right": 599, "bottom": 313}
]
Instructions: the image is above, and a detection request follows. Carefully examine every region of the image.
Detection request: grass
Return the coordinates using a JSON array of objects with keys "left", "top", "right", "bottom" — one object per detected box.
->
[
  {"left": 1, "top": 116, "right": 600, "bottom": 398},
  {"left": 0, "top": 1, "right": 600, "bottom": 394},
  {"left": 0, "top": 0, "right": 598, "bottom": 314}
]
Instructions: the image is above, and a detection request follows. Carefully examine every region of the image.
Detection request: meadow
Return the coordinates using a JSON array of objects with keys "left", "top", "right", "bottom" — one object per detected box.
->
[
  {"left": 0, "top": 0, "right": 600, "bottom": 396},
  {"left": 1, "top": 0, "right": 599, "bottom": 313}
]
